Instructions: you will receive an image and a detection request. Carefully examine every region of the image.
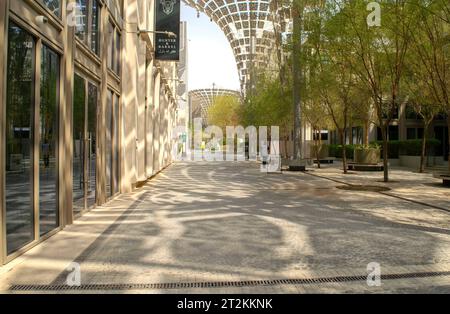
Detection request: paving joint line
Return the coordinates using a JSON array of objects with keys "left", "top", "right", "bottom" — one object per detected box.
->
[{"left": 304, "top": 172, "right": 450, "bottom": 213}]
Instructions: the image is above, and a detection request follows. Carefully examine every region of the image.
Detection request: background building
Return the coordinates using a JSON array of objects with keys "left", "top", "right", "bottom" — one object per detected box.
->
[{"left": 0, "top": 0, "right": 181, "bottom": 264}]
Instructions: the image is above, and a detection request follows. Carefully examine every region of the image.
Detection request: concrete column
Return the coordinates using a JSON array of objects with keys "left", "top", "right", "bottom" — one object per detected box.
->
[
  {"left": 159, "top": 85, "right": 166, "bottom": 168},
  {"left": 153, "top": 73, "right": 161, "bottom": 174},
  {"left": 136, "top": 41, "right": 147, "bottom": 182},
  {"left": 121, "top": 0, "right": 138, "bottom": 192},
  {"left": 60, "top": 0, "right": 75, "bottom": 225},
  {"left": 98, "top": 1, "right": 109, "bottom": 202},
  {"left": 145, "top": 59, "right": 155, "bottom": 178}
]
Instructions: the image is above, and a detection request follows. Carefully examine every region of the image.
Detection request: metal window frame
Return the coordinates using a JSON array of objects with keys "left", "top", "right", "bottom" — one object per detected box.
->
[
  {"left": 1, "top": 13, "right": 64, "bottom": 264},
  {"left": 72, "top": 72, "right": 101, "bottom": 218},
  {"left": 0, "top": 0, "right": 9, "bottom": 266}
]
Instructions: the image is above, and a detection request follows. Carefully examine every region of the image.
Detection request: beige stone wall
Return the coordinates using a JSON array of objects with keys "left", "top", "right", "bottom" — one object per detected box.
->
[{"left": 121, "top": 0, "right": 179, "bottom": 192}]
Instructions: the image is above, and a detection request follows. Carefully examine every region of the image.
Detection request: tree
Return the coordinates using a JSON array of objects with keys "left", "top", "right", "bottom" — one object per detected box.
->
[
  {"left": 406, "top": 55, "right": 443, "bottom": 173},
  {"left": 334, "top": 0, "right": 421, "bottom": 182},
  {"left": 408, "top": 0, "right": 450, "bottom": 171},
  {"left": 304, "top": 1, "right": 362, "bottom": 174},
  {"left": 207, "top": 95, "right": 241, "bottom": 131},
  {"left": 242, "top": 75, "right": 293, "bottom": 158}
]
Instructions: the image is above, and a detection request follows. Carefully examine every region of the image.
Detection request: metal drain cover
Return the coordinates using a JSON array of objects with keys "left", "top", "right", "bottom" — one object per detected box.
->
[{"left": 9, "top": 271, "right": 450, "bottom": 292}]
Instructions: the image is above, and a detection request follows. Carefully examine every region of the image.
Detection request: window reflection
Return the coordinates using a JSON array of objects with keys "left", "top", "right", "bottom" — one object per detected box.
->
[
  {"left": 106, "top": 90, "right": 113, "bottom": 197},
  {"left": 75, "top": 0, "right": 88, "bottom": 42},
  {"left": 39, "top": 45, "right": 60, "bottom": 236},
  {"left": 87, "top": 83, "right": 98, "bottom": 207},
  {"left": 75, "top": 0, "right": 100, "bottom": 56},
  {"left": 73, "top": 75, "right": 98, "bottom": 213},
  {"left": 5, "top": 23, "right": 35, "bottom": 254},
  {"left": 41, "top": 0, "right": 61, "bottom": 17},
  {"left": 73, "top": 74, "right": 86, "bottom": 213},
  {"left": 107, "top": 22, "right": 121, "bottom": 74},
  {"left": 91, "top": 0, "right": 100, "bottom": 55}
]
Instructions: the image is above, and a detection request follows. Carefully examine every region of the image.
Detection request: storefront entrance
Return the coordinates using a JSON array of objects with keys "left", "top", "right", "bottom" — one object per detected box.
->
[
  {"left": 72, "top": 74, "right": 98, "bottom": 215},
  {"left": 4, "top": 22, "right": 60, "bottom": 256}
]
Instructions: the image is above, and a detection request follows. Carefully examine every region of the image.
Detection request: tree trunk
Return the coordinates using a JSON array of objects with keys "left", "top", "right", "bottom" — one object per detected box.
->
[
  {"left": 284, "top": 129, "right": 288, "bottom": 158},
  {"left": 292, "top": 2, "right": 302, "bottom": 160},
  {"left": 315, "top": 129, "right": 321, "bottom": 169},
  {"left": 447, "top": 113, "right": 450, "bottom": 172},
  {"left": 364, "top": 120, "right": 370, "bottom": 147},
  {"left": 381, "top": 124, "right": 389, "bottom": 182},
  {"left": 419, "top": 121, "right": 430, "bottom": 173},
  {"left": 340, "top": 130, "right": 347, "bottom": 174}
]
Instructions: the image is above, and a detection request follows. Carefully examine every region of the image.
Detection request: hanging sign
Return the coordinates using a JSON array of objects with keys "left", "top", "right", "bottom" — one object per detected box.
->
[{"left": 155, "top": 0, "right": 180, "bottom": 61}]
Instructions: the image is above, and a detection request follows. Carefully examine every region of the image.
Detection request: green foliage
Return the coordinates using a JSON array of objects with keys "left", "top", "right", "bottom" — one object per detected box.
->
[
  {"left": 326, "top": 145, "right": 357, "bottom": 160},
  {"left": 372, "top": 139, "right": 442, "bottom": 158},
  {"left": 207, "top": 95, "right": 241, "bottom": 130},
  {"left": 242, "top": 75, "right": 293, "bottom": 128}
]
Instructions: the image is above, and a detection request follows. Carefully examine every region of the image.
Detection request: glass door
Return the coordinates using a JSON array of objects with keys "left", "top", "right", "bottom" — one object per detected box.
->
[
  {"left": 72, "top": 74, "right": 98, "bottom": 214},
  {"left": 39, "top": 44, "right": 60, "bottom": 236},
  {"left": 5, "top": 23, "right": 35, "bottom": 254},
  {"left": 72, "top": 75, "right": 86, "bottom": 214},
  {"left": 87, "top": 83, "right": 98, "bottom": 208},
  {"left": 5, "top": 23, "right": 61, "bottom": 256}
]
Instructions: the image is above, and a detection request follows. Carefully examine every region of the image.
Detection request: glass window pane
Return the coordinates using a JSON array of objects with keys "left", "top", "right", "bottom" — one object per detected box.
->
[
  {"left": 107, "top": 22, "right": 115, "bottom": 70},
  {"left": 73, "top": 74, "right": 86, "bottom": 213},
  {"left": 87, "top": 83, "right": 97, "bottom": 207},
  {"left": 105, "top": 90, "right": 113, "bottom": 197},
  {"left": 90, "top": 0, "right": 100, "bottom": 55},
  {"left": 113, "top": 95, "right": 120, "bottom": 195},
  {"left": 41, "top": 0, "right": 61, "bottom": 17},
  {"left": 115, "top": 30, "right": 121, "bottom": 74},
  {"left": 5, "top": 23, "right": 35, "bottom": 254},
  {"left": 75, "top": 0, "right": 88, "bottom": 42},
  {"left": 39, "top": 45, "right": 60, "bottom": 236}
]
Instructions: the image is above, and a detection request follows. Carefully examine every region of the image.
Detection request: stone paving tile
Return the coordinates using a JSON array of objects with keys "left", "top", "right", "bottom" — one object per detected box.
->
[{"left": 1, "top": 161, "right": 450, "bottom": 293}]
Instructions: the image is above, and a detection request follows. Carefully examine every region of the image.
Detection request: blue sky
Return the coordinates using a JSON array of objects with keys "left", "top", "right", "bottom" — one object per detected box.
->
[{"left": 181, "top": 3, "right": 240, "bottom": 91}]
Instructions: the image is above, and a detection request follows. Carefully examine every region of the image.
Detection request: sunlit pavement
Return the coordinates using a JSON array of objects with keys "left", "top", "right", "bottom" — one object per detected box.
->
[{"left": 1, "top": 161, "right": 450, "bottom": 294}]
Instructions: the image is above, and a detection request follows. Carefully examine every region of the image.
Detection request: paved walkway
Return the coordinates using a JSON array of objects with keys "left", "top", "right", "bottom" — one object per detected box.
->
[{"left": 1, "top": 161, "right": 450, "bottom": 293}]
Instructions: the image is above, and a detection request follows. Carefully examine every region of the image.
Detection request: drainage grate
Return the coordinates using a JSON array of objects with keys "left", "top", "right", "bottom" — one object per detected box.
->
[{"left": 9, "top": 271, "right": 450, "bottom": 291}]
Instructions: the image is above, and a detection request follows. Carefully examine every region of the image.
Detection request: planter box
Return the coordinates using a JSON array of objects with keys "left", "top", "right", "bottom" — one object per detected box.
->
[
  {"left": 388, "top": 159, "right": 400, "bottom": 167},
  {"left": 399, "top": 155, "right": 421, "bottom": 168},
  {"left": 353, "top": 148, "right": 380, "bottom": 165},
  {"left": 433, "top": 172, "right": 450, "bottom": 186}
]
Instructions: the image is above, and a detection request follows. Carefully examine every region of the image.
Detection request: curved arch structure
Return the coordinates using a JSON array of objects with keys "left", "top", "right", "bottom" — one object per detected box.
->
[
  {"left": 189, "top": 88, "right": 241, "bottom": 124},
  {"left": 183, "top": 0, "right": 290, "bottom": 92}
]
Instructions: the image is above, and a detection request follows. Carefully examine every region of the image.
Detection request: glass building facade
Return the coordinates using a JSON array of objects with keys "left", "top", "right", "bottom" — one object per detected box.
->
[{"left": 0, "top": 0, "right": 181, "bottom": 264}]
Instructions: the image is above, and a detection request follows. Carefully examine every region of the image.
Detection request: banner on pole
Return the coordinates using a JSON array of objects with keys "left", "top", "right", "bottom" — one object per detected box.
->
[{"left": 155, "top": 0, "right": 180, "bottom": 61}]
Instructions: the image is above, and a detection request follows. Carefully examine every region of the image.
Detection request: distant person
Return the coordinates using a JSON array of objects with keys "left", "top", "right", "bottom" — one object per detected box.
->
[{"left": 42, "top": 140, "right": 50, "bottom": 168}]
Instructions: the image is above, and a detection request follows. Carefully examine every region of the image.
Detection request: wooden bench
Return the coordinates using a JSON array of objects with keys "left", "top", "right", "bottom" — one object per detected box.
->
[
  {"left": 281, "top": 159, "right": 311, "bottom": 172},
  {"left": 314, "top": 157, "right": 336, "bottom": 164},
  {"left": 433, "top": 172, "right": 450, "bottom": 186},
  {"left": 347, "top": 162, "right": 384, "bottom": 172}
]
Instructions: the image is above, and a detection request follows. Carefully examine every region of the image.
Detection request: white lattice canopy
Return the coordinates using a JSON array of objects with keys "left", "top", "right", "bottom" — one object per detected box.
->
[
  {"left": 189, "top": 88, "right": 241, "bottom": 123},
  {"left": 183, "top": 0, "right": 289, "bottom": 91}
]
